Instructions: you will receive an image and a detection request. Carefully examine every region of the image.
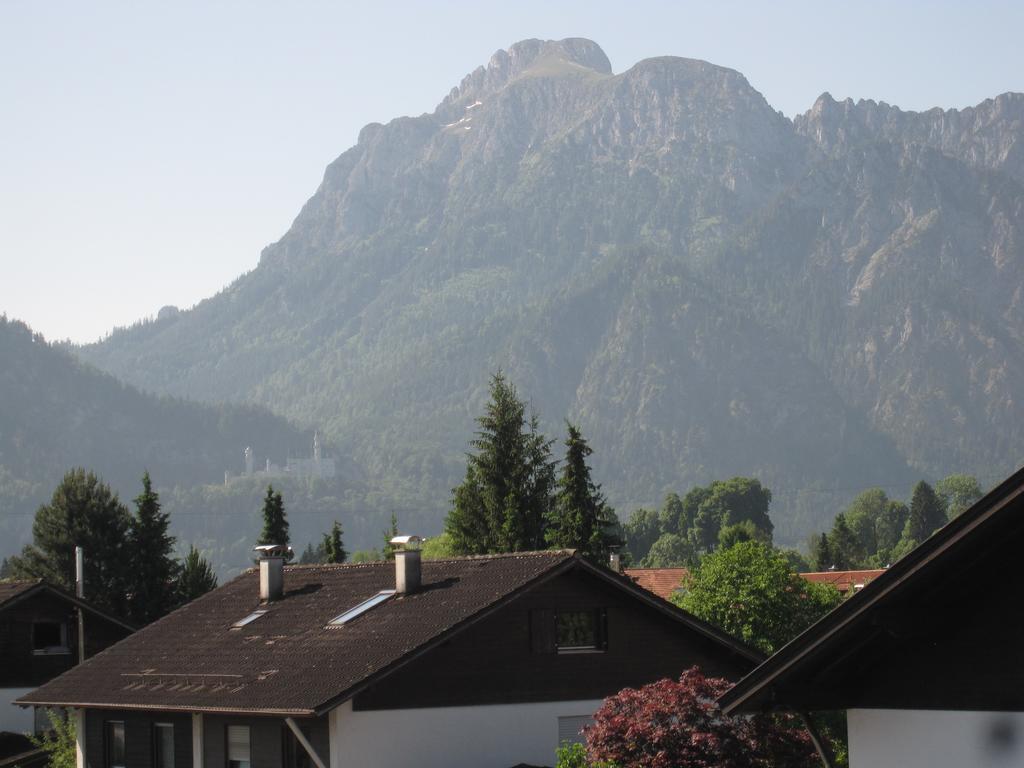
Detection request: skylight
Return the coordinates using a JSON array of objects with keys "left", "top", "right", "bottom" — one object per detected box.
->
[
  {"left": 328, "top": 590, "right": 396, "bottom": 626},
  {"left": 231, "top": 609, "right": 268, "bottom": 629}
]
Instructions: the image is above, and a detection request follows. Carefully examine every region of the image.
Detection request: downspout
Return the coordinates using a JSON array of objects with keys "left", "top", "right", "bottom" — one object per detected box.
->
[
  {"left": 800, "top": 711, "right": 835, "bottom": 768},
  {"left": 75, "top": 546, "right": 85, "bottom": 663},
  {"left": 285, "top": 717, "right": 327, "bottom": 768}
]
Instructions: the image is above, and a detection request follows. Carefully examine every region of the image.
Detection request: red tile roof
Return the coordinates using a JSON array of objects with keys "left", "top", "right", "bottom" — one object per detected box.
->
[
  {"left": 800, "top": 569, "right": 886, "bottom": 595},
  {"left": 623, "top": 568, "right": 688, "bottom": 600}
]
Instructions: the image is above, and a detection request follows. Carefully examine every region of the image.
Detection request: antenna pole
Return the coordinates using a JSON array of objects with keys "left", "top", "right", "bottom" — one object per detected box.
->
[{"left": 75, "top": 546, "right": 85, "bottom": 664}]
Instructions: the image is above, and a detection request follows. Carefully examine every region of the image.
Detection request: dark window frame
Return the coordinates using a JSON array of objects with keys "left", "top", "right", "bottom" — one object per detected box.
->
[
  {"left": 105, "top": 720, "right": 126, "bottom": 768},
  {"left": 555, "top": 607, "right": 607, "bottom": 653},
  {"left": 31, "top": 620, "right": 69, "bottom": 655},
  {"left": 153, "top": 722, "right": 174, "bottom": 768}
]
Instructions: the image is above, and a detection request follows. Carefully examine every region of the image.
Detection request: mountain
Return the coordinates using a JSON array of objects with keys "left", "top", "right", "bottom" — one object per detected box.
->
[
  {"left": 0, "top": 316, "right": 327, "bottom": 562},
  {"left": 79, "top": 39, "right": 1024, "bottom": 544}
]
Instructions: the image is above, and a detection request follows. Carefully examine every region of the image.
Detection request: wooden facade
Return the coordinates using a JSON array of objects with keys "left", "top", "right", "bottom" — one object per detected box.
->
[
  {"left": 354, "top": 566, "right": 752, "bottom": 710},
  {"left": 0, "top": 587, "right": 131, "bottom": 688}
]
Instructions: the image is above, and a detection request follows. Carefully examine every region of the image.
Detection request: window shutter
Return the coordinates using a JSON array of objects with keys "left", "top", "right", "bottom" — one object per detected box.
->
[
  {"left": 531, "top": 609, "right": 556, "bottom": 653},
  {"left": 558, "top": 715, "right": 594, "bottom": 746}
]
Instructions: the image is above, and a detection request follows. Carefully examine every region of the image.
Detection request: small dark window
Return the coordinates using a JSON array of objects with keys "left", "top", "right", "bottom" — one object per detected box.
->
[
  {"left": 32, "top": 622, "right": 68, "bottom": 654},
  {"left": 556, "top": 609, "right": 606, "bottom": 653},
  {"left": 154, "top": 723, "right": 174, "bottom": 768},
  {"left": 105, "top": 721, "right": 126, "bottom": 768}
]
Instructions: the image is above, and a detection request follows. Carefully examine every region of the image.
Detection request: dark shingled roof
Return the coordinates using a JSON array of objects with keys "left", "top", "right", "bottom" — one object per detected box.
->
[
  {"left": 20, "top": 552, "right": 582, "bottom": 715},
  {"left": 0, "top": 579, "right": 135, "bottom": 631},
  {"left": 0, "top": 580, "right": 41, "bottom": 608}
]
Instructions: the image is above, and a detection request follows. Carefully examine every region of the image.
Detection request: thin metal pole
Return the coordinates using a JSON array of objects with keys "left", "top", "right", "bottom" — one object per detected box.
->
[{"left": 75, "top": 546, "right": 85, "bottom": 663}]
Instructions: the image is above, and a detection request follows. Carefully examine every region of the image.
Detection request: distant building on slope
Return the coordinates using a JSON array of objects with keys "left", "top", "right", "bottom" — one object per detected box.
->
[{"left": 227, "top": 430, "right": 336, "bottom": 484}]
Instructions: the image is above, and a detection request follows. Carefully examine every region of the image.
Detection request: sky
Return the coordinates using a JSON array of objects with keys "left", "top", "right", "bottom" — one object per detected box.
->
[{"left": 2, "top": 1, "right": 1022, "bottom": 343}]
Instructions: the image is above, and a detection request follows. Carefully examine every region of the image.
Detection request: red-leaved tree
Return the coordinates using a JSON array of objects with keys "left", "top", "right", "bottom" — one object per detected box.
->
[{"left": 584, "top": 667, "right": 818, "bottom": 768}]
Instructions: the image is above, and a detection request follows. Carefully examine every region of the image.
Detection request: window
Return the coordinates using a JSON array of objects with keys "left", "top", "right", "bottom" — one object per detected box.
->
[
  {"left": 105, "top": 721, "right": 126, "bottom": 768},
  {"left": 32, "top": 621, "right": 69, "bottom": 654},
  {"left": 227, "top": 725, "right": 251, "bottom": 768},
  {"left": 154, "top": 723, "right": 174, "bottom": 768},
  {"left": 327, "top": 590, "right": 395, "bottom": 626},
  {"left": 530, "top": 608, "right": 608, "bottom": 653},
  {"left": 556, "top": 609, "right": 606, "bottom": 653}
]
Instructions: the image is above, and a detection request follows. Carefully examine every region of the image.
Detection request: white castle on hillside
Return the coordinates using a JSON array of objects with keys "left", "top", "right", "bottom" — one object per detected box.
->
[{"left": 226, "top": 431, "right": 335, "bottom": 484}]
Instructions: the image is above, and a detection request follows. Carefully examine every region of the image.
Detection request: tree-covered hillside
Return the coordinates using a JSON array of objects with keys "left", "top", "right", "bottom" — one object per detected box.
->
[{"left": 78, "top": 39, "right": 1024, "bottom": 544}]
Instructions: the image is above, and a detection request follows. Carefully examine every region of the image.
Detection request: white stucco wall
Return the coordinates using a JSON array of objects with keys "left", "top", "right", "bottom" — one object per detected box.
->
[
  {"left": 330, "top": 698, "right": 604, "bottom": 768},
  {"left": 0, "top": 688, "right": 35, "bottom": 734},
  {"left": 849, "top": 709, "right": 1024, "bottom": 768}
]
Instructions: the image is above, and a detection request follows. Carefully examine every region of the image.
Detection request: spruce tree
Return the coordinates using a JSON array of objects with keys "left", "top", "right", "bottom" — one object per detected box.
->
[
  {"left": 177, "top": 545, "right": 218, "bottom": 603},
  {"left": 127, "top": 472, "right": 180, "bottom": 625},
  {"left": 445, "top": 372, "right": 555, "bottom": 554},
  {"left": 548, "top": 423, "right": 618, "bottom": 563},
  {"left": 9, "top": 468, "right": 132, "bottom": 617},
  {"left": 322, "top": 521, "right": 348, "bottom": 564},
  {"left": 257, "top": 485, "right": 291, "bottom": 559},
  {"left": 904, "top": 481, "right": 946, "bottom": 543},
  {"left": 382, "top": 512, "right": 399, "bottom": 561},
  {"left": 827, "top": 513, "right": 863, "bottom": 570},
  {"left": 813, "top": 533, "right": 832, "bottom": 571}
]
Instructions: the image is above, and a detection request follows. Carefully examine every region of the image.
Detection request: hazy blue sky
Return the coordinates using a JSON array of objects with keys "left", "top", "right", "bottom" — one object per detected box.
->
[{"left": 2, "top": 1, "right": 1022, "bottom": 343}]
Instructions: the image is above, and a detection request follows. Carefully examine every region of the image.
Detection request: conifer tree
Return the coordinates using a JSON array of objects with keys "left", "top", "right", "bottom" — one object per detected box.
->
[
  {"left": 445, "top": 372, "right": 555, "bottom": 554},
  {"left": 382, "top": 512, "right": 399, "bottom": 561},
  {"left": 127, "top": 472, "right": 180, "bottom": 625},
  {"left": 813, "top": 532, "right": 832, "bottom": 571},
  {"left": 322, "top": 521, "right": 347, "bottom": 564},
  {"left": 257, "top": 485, "right": 291, "bottom": 559},
  {"left": 9, "top": 468, "right": 132, "bottom": 617},
  {"left": 827, "top": 513, "right": 863, "bottom": 570},
  {"left": 904, "top": 481, "right": 946, "bottom": 543},
  {"left": 547, "top": 423, "right": 618, "bottom": 563},
  {"left": 177, "top": 545, "right": 217, "bottom": 603}
]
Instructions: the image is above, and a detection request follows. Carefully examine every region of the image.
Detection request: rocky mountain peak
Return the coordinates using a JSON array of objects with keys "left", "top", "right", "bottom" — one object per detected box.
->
[{"left": 442, "top": 38, "right": 611, "bottom": 108}]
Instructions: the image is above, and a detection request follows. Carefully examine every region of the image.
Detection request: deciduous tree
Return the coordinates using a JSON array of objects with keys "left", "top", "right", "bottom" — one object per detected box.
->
[
  {"left": 677, "top": 540, "right": 841, "bottom": 654},
  {"left": 584, "top": 667, "right": 818, "bottom": 768}
]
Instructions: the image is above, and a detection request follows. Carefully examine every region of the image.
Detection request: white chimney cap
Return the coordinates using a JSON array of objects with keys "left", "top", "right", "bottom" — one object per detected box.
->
[
  {"left": 253, "top": 544, "right": 292, "bottom": 559},
  {"left": 389, "top": 535, "right": 422, "bottom": 549}
]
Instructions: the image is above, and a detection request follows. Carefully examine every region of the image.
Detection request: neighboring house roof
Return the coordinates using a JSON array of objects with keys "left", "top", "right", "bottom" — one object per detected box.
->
[
  {"left": 0, "top": 578, "right": 135, "bottom": 631},
  {"left": 21, "top": 551, "right": 759, "bottom": 717},
  {"left": 624, "top": 567, "right": 886, "bottom": 602},
  {"left": 799, "top": 569, "right": 885, "bottom": 595},
  {"left": 624, "top": 568, "right": 687, "bottom": 599},
  {"left": 720, "top": 465, "right": 1024, "bottom": 714}
]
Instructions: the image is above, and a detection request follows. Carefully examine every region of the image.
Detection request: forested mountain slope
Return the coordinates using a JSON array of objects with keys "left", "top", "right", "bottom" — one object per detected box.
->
[
  {"left": 80, "top": 39, "right": 1024, "bottom": 542},
  {"left": 0, "top": 317, "right": 320, "bottom": 560}
]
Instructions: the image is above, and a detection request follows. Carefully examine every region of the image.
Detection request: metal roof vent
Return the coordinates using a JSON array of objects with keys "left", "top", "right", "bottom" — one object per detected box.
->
[
  {"left": 391, "top": 535, "right": 422, "bottom": 595},
  {"left": 254, "top": 544, "right": 292, "bottom": 602}
]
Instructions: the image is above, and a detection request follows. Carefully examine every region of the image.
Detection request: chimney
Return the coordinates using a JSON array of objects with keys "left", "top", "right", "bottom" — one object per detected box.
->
[
  {"left": 609, "top": 550, "right": 621, "bottom": 573},
  {"left": 253, "top": 544, "right": 291, "bottom": 602},
  {"left": 391, "top": 535, "right": 423, "bottom": 595}
]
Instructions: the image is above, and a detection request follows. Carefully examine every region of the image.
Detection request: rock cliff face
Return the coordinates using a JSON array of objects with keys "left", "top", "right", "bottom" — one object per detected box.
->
[{"left": 81, "top": 39, "right": 1024, "bottom": 541}]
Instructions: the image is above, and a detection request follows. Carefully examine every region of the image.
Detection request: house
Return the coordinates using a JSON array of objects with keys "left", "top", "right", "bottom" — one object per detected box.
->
[
  {"left": 21, "top": 544, "right": 760, "bottom": 768},
  {"left": 624, "top": 566, "right": 884, "bottom": 602},
  {"left": 719, "top": 466, "right": 1024, "bottom": 768},
  {"left": 799, "top": 568, "right": 885, "bottom": 596},
  {"left": 0, "top": 579, "right": 134, "bottom": 765},
  {"left": 622, "top": 567, "right": 688, "bottom": 600}
]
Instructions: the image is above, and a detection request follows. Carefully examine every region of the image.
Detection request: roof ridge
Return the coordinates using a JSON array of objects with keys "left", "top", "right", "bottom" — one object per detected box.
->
[{"left": 278, "top": 549, "right": 575, "bottom": 572}]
